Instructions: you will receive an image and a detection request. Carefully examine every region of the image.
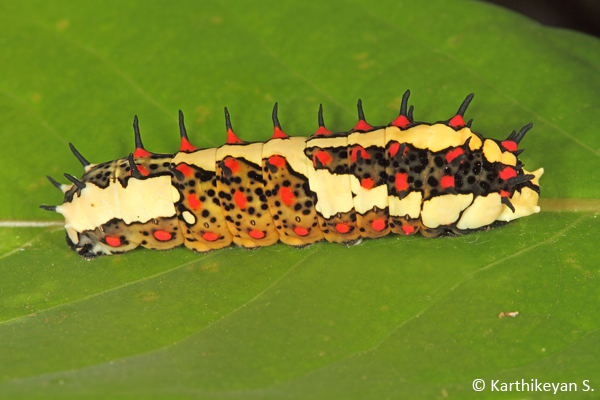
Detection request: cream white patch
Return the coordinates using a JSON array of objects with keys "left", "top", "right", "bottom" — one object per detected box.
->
[
  {"left": 171, "top": 185, "right": 181, "bottom": 203},
  {"left": 173, "top": 148, "right": 217, "bottom": 171},
  {"left": 348, "top": 128, "right": 385, "bottom": 149},
  {"left": 182, "top": 210, "right": 196, "bottom": 225},
  {"left": 116, "top": 176, "right": 177, "bottom": 225},
  {"left": 66, "top": 227, "right": 79, "bottom": 244},
  {"left": 482, "top": 139, "right": 502, "bottom": 163},
  {"left": 60, "top": 183, "right": 120, "bottom": 233},
  {"left": 385, "top": 125, "right": 480, "bottom": 152},
  {"left": 307, "top": 169, "right": 354, "bottom": 218},
  {"left": 421, "top": 194, "right": 473, "bottom": 228},
  {"left": 216, "top": 142, "right": 263, "bottom": 164},
  {"left": 389, "top": 191, "right": 422, "bottom": 219},
  {"left": 501, "top": 151, "right": 517, "bottom": 166},
  {"left": 262, "top": 136, "right": 309, "bottom": 178},
  {"left": 349, "top": 176, "right": 388, "bottom": 214},
  {"left": 496, "top": 167, "right": 543, "bottom": 222},
  {"left": 497, "top": 187, "right": 541, "bottom": 222},
  {"left": 457, "top": 193, "right": 502, "bottom": 230}
]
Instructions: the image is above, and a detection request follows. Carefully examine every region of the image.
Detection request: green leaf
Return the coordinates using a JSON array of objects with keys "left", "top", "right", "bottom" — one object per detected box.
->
[{"left": 1, "top": 0, "right": 598, "bottom": 398}]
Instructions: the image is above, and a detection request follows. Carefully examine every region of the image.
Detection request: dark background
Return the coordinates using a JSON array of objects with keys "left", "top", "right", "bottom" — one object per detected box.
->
[{"left": 483, "top": 0, "right": 600, "bottom": 37}]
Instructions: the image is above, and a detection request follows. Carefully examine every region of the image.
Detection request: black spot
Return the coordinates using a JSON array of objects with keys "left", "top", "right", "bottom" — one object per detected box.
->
[{"left": 202, "top": 210, "right": 209, "bottom": 218}]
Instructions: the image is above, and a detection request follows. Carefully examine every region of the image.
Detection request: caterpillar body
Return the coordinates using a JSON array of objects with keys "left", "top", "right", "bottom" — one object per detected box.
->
[{"left": 41, "top": 91, "right": 544, "bottom": 258}]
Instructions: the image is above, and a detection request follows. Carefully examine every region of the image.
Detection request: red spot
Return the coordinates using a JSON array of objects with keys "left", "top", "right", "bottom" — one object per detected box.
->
[
  {"left": 268, "top": 155, "right": 286, "bottom": 169},
  {"left": 134, "top": 148, "right": 151, "bottom": 158},
  {"left": 313, "top": 151, "right": 332, "bottom": 166},
  {"left": 353, "top": 120, "right": 373, "bottom": 131},
  {"left": 499, "top": 167, "right": 517, "bottom": 180},
  {"left": 361, "top": 178, "right": 374, "bottom": 189},
  {"left": 294, "top": 227, "right": 309, "bottom": 236},
  {"left": 136, "top": 165, "right": 149, "bottom": 176},
  {"left": 446, "top": 148, "right": 465, "bottom": 164},
  {"left": 280, "top": 186, "right": 295, "bottom": 206},
  {"left": 402, "top": 225, "right": 415, "bottom": 235},
  {"left": 226, "top": 128, "right": 243, "bottom": 144},
  {"left": 500, "top": 190, "right": 510, "bottom": 198},
  {"left": 501, "top": 141, "right": 518, "bottom": 152},
  {"left": 448, "top": 115, "right": 465, "bottom": 128},
  {"left": 441, "top": 176, "right": 455, "bottom": 189},
  {"left": 176, "top": 163, "right": 193, "bottom": 177},
  {"left": 249, "top": 230, "right": 265, "bottom": 239},
  {"left": 234, "top": 190, "right": 246, "bottom": 210},
  {"left": 202, "top": 232, "right": 219, "bottom": 241},
  {"left": 389, "top": 142, "right": 400, "bottom": 157},
  {"left": 153, "top": 230, "right": 172, "bottom": 241},
  {"left": 180, "top": 138, "right": 198, "bottom": 152},
  {"left": 391, "top": 115, "right": 410, "bottom": 128},
  {"left": 224, "top": 158, "right": 240, "bottom": 174},
  {"left": 395, "top": 173, "right": 408, "bottom": 192},
  {"left": 272, "top": 127, "right": 289, "bottom": 139},
  {"left": 335, "top": 223, "right": 350, "bottom": 233},
  {"left": 105, "top": 236, "right": 121, "bottom": 247},
  {"left": 187, "top": 193, "right": 202, "bottom": 210},
  {"left": 351, "top": 146, "right": 371, "bottom": 162},
  {"left": 314, "top": 126, "right": 332, "bottom": 136},
  {"left": 371, "top": 219, "right": 386, "bottom": 231}
]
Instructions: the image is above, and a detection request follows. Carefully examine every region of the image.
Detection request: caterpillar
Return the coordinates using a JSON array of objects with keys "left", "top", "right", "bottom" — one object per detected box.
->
[{"left": 40, "top": 91, "right": 543, "bottom": 258}]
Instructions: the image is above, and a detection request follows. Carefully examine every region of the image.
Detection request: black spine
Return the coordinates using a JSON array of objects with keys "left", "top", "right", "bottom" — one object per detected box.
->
[
  {"left": 179, "top": 110, "right": 188, "bottom": 140},
  {"left": 457, "top": 93, "right": 475, "bottom": 116},
  {"left": 357, "top": 99, "right": 366, "bottom": 121},
  {"left": 63, "top": 173, "right": 86, "bottom": 189},
  {"left": 399, "top": 90, "right": 410, "bottom": 116},
  {"left": 318, "top": 104, "right": 325, "bottom": 127},
  {"left": 514, "top": 123, "right": 533, "bottom": 144},
  {"left": 133, "top": 115, "right": 144, "bottom": 149},
  {"left": 506, "top": 174, "right": 535, "bottom": 186},
  {"left": 501, "top": 197, "right": 516, "bottom": 213},
  {"left": 46, "top": 175, "right": 63, "bottom": 191},
  {"left": 69, "top": 143, "right": 90, "bottom": 167},
  {"left": 272, "top": 102, "right": 281, "bottom": 129},
  {"left": 39, "top": 205, "right": 58, "bottom": 212},
  {"left": 224, "top": 107, "right": 233, "bottom": 131}
]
